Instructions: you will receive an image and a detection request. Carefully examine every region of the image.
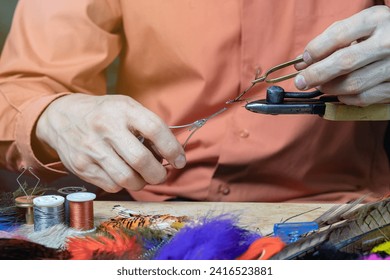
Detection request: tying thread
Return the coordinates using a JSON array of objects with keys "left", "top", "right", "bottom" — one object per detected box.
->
[
  {"left": 67, "top": 192, "right": 96, "bottom": 232},
  {"left": 33, "top": 195, "right": 65, "bottom": 232},
  {"left": 57, "top": 186, "right": 87, "bottom": 225}
]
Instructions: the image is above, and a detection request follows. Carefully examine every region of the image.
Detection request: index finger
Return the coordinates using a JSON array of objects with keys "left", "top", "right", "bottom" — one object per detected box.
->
[
  {"left": 296, "top": 38, "right": 382, "bottom": 89},
  {"left": 126, "top": 102, "right": 186, "bottom": 169},
  {"left": 303, "top": 8, "right": 378, "bottom": 64}
]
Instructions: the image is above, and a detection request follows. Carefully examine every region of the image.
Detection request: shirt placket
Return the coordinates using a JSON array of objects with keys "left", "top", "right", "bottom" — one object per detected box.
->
[{"left": 208, "top": 0, "right": 263, "bottom": 201}]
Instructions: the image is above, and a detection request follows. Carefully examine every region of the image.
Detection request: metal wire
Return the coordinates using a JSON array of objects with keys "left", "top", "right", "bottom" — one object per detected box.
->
[
  {"left": 16, "top": 167, "right": 41, "bottom": 199},
  {"left": 169, "top": 107, "right": 228, "bottom": 149},
  {"left": 227, "top": 57, "right": 304, "bottom": 104}
]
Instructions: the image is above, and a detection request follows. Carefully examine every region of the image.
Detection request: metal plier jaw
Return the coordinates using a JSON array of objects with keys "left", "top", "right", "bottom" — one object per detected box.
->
[{"left": 245, "top": 86, "right": 337, "bottom": 116}]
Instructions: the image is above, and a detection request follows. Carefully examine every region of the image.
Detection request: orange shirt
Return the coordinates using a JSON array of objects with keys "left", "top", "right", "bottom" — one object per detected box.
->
[{"left": 0, "top": 0, "right": 389, "bottom": 202}]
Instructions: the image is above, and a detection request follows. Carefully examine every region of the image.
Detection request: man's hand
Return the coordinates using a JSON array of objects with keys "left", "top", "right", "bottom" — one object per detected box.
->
[
  {"left": 35, "top": 94, "right": 186, "bottom": 193},
  {"left": 295, "top": 5, "right": 390, "bottom": 106}
]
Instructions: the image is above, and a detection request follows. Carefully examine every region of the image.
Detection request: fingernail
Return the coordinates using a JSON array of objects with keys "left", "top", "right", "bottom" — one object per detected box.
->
[
  {"left": 174, "top": 154, "right": 186, "bottom": 169},
  {"left": 295, "top": 74, "right": 308, "bottom": 90},
  {"left": 303, "top": 51, "right": 313, "bottom": 64}
]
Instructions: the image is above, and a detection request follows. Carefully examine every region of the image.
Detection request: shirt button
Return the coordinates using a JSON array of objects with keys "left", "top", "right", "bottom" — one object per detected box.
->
[
  {"left": 222, "top": 187, "right": 230, "bottom": 195},
  {"left": 239, "top": 129, "right": 250, "bottom": 138},
  {"left": 218, "top": 184, "right": 230, "bottom": 195}
]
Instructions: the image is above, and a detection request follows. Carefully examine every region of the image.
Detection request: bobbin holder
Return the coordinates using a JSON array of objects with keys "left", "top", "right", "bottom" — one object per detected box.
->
[{"left": 245, "top": 86, "right": 337, "bottom": 117}]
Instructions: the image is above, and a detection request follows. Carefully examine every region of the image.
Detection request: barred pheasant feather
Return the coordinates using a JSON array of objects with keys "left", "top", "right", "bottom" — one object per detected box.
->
[
  {"left": 98, "top": 205, "right": 189, "bottom": 234},
  {"left": 271, "top": 197, "right": 390, "bottom": 259}
]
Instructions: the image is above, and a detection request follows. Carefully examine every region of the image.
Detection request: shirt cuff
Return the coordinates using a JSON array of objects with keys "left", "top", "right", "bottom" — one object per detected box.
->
[{"left": 15, "top": 93, "right": 71, "bottom": 180}]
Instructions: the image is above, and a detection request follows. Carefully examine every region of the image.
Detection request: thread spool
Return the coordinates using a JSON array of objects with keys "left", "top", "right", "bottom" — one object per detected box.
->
[
  {"left": 33, "top": 195, "right": 65, "bottom": 232},
  {"left": 66, "top": 192, "right": 96, "bottom": 232},
  {"left": 57, "top": 186, "right": 87, "bottom": 225},
  {"left": 15, "top": 196, "right": 36, "bottom": 225}
]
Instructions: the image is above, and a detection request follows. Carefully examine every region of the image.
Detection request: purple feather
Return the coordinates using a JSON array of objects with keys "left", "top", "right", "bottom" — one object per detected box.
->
[
  {"left": 154, "top": 215, "right": 260, "bottom": 260},
  {"left": 362, "top": 254, "right": 390, "bottom": 260}
]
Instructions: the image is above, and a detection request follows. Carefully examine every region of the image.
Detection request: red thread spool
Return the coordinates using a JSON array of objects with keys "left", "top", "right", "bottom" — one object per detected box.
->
[{"left": 66, "top": 192, "right": 96, "bottom": 232}]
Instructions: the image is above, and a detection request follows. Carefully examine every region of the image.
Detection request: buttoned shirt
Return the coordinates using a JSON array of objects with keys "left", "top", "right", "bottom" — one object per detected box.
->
[{"left": 0, "top": 0, "right": 389, "bottom": 202}]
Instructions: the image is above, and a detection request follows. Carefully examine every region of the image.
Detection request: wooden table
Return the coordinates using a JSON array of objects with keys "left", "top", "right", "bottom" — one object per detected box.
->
[{"left": 93, "top": 201, "right": 335, "bottom": 235}]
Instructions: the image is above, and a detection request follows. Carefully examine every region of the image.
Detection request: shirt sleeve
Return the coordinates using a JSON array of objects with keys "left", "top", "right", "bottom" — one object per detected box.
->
[{"left": 0, "top": 0, "right": 122, "bottom": 180}]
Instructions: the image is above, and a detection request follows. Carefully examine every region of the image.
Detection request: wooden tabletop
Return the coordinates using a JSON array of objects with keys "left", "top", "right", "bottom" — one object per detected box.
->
[{"left": 93, "top": 201, "right": 336, "bottom": 235}]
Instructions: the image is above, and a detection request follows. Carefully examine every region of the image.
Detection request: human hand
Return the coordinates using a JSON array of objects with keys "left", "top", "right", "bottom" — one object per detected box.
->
[
  {"left": 295, "top": 5, "right": 390, "bottom": 106},
  {"left": 35, "top": 94, "right": 186, "bottom": 193}
]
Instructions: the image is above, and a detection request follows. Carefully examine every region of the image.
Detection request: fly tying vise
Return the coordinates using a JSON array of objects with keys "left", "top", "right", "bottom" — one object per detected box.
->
[{"left": 227, "top": 56, "right": 390, "bottom": 121}]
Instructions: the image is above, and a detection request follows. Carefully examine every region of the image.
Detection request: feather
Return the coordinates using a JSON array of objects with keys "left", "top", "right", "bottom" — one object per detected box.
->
[
  {"left": 98, "top": 205, "right": 189, "bottom": 235},
  {"left": 0, "top": 192, "right": 23, "bottom": 231},
  {"left": 362, "top": 253, "right": 390, "bottom": 260},
  {"left": 371, "top": 241, "right": 390, "bottom": 254},
  {"left": 66, "top": 229, "right": 143, "bottom": 260},
  {"left": 300, "top": 244, "right": 360, "bottom": 260},
  {"left": 153, "top": 215, "right": 260, "bottom": 260},
  {"left": 0, "top": 238, "right": 70, "bottom": 260},
  {"left": 97, "top": 226, "right": 172, "bottom": 260},
  {"left": 0, "top": 230, "right": 22, "bottom": 239},
  {"left": 313, "top": 195, "right": 366, "bottom": 226},
  {"left": 0, "top": 209, "right": 21, "bottom": 232},
  {"left": 13, "top": 223, "right": 85, "bottom": 249},
  {"left": 236, "top": 237, "right": 285, "bottom": 260},
  {"left": 270, "top": 197, "right": 390, "bottom": 259}
]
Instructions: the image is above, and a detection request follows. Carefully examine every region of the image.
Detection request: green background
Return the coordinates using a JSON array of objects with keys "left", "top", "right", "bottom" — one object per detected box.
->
[{"left": 0, "top": 0, "right": 17, "bottom": 51}]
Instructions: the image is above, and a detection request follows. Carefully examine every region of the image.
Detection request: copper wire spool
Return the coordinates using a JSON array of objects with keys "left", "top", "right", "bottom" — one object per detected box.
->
[
  {"left": 66, "top": 192, "right": 96, "bottom": 231},
  {"left": 57, "top": 186, "right": 88, "bottom": 225},
  {"left": 15, "top": 195, "right": 37, "bottom": 225}
]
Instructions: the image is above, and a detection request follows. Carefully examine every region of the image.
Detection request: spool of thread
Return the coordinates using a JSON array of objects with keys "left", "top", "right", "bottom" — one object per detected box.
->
[
  {"left": 58, "top": 186, "right": 88, "bottom": 195},
  {"left": 15, "top": 196, "right": 36, "bottom": 225},
  {"left": 57, "top": 186, "right": 87, "bottom": 225},
  {"left": 66, "top": 192, "right": 96, "bottom": 232},
  {"left": 33, "top": 195, "right": 65, "bottom": 232}
]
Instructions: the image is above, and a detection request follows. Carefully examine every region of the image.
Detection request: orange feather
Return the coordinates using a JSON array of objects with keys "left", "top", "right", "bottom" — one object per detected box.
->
[{"left": 66, "top": 230, "right": 142, "bottom": 260}]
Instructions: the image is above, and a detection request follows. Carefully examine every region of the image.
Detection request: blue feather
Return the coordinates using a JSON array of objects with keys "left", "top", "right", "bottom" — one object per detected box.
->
[
  {"left": 0, "top": 207, "right": 22, "bottom": 232},
  {"left": 154, "top": 215, "right": 260, "bottom": 260},
  {"left": 0, "top": 192, "right": 22, "bottom": 232},
  {"left": 0, "top": 217, "right": 19, "bottom": 232}
]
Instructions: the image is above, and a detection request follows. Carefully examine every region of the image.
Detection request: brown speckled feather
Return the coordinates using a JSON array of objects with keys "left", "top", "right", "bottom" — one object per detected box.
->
[
  {"left": 271, "top": 197, "right": 390, "bottom": 259},
  {"left": 0, "top": 238, "right": 70, "bottom": 260}
]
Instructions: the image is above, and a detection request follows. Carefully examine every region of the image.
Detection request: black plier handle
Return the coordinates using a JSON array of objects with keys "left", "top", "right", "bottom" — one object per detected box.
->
[
  {"left": 245, "top": 86, "right": 390, "bottom": 121},
  {"left": 245, "top": 86, "right": 337, "bottom": 116}
]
